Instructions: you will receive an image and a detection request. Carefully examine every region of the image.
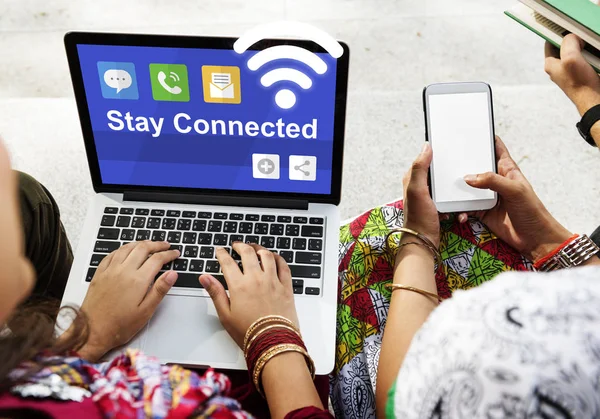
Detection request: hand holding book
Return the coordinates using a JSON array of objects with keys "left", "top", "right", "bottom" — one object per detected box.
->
[
  {"left": 505, "top": 0, "right": 600, "bottom": 72},
  {"left": 544, "top": 34, "right": 600, "bottom": 116},
  {"left": 507, "top": 0, "right": 600, "bottom": 145}
]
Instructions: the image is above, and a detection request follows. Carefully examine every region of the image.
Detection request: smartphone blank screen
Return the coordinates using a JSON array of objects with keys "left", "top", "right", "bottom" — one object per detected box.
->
[{"left": 428, "top": 92, "right": 495, "bottom": 203}]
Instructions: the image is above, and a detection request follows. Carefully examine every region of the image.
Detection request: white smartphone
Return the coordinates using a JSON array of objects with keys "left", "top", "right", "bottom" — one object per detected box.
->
[{"left": 423, "top": 82, "right": 498, "bottom": 213}]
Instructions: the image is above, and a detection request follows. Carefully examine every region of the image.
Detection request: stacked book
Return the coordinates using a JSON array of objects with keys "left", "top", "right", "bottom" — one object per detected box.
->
[{"left": 506, "top": 0, "right": 600, "bottom": 72}]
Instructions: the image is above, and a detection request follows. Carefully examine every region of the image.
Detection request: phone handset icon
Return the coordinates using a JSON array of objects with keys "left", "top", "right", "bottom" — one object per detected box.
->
[{"left": 157, "top": 71, "right": 182, "bottom": 95}]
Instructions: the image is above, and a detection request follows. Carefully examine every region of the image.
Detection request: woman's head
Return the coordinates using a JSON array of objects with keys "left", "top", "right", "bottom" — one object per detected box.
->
[
  {"left": 0, "top": 139, "right": 35, "bottom": 325},
  {"left": 0, "top": 140, "right": 89, "bottom": 390}
]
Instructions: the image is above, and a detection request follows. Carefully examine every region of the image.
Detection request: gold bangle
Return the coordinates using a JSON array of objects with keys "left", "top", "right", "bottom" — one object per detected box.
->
[
  {"left": 252, "top": 343, "right": 316, "bottom": 397},
  {"left": 385, "top": 227, "right": 442, "bottom": 270},
  {"left": 243, "top": 315, "right": 299, "bottom": 351},
  {"left": 253, "top": 345, "right": 316, "bottom": 390},
  {"left": 385, "top": 283, "right": 442, "bottom": 303},
  {"left": 243, "top": 323, "right": 301, "bottom": 355},
  {"left": 255, "top": 344, "right": 315, "bottom": 383}
]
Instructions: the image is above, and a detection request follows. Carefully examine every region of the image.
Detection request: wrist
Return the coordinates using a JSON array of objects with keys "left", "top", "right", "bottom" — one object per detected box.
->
[
  {"left": 394, "top": 233, "right": 437, "bottom": 263},
  {"left": 573, "top": 89, "right": 600, "bottom": 116},
  {"left": 528, "top": 218, "right": 573, "bottom": 262},
  {"left": 77, "top": 340, "right": 108, "bottom": 362},
  {"left": 244, "top": 316, "right": 314, "bottom": 399},
  {"left": 75, "top": 326, "right": 111, "bottom": 362},
  {"left": 402, "top": 223, "right": 440, "bottom": 248},
  {"left": 575, "top": 94, "right": 600, "bottom": 147},
  {"left": 534, "top": 234, "right": 600, "bottom": 271},
  {"left": 56, "top": 322, "right": 108, "bottom": 362},
  {"left": 582, "top": 256, "right": 600, "bottom": 267},
  {"left": 262, "top": 351, "right": 309, "bottom": 385}
]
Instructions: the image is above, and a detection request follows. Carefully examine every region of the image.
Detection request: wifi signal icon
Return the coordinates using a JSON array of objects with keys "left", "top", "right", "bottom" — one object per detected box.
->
[{"left": 233, "top": 22, "right": 344, "bottom": 109}]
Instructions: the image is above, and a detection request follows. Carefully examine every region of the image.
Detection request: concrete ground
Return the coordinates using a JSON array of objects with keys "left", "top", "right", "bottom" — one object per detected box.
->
[{"left": 1, "top": 0, "right": 599, "bottom": 249}]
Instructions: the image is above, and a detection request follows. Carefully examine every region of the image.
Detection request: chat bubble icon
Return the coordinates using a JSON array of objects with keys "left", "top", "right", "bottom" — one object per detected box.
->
[{"left": 103, "top": 69, "right": 132, "bottom": 93}]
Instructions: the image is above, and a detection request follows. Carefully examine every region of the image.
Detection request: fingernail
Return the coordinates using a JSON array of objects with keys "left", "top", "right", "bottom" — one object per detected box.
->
[
  {"left": 421, "top": 143, "right": 429, "bottom": 153},
  {"left": 458, "top": 214, "right": 468, "bottom": 223},
  {"left": 215, "top": 247, "right": 224, "bottom": 252},
  {"left": 463, "top": 174, "right": 476, "bottom": 182},
  {"left": 165, "top": 271, "right": 178, "bottom": 286}
]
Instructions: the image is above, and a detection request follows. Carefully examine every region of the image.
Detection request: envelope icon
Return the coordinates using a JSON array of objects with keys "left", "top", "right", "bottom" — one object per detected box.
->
[
  {"left": 210, "top": 82, "right": 235, "bottom": 99},
  {"left": 202, "top": 65, "right": 241, "bottom": 104}
]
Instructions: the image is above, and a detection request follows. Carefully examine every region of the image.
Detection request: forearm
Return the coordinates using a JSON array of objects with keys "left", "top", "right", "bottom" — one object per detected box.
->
[
  {"left": 375, "top": 240, "right": 437, "bottom": 418},
  {"left": 529, "top": 221, "right": 573, "bottom": 262},
  {"left": 262, "top": 352, "right": 323, "bottom": 419},
  {"left": 573, "top": 90, "right": 600, "bottom": 116}
]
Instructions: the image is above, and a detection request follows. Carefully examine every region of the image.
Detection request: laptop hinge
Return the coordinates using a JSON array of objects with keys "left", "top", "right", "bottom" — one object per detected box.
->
[{"left": 123, "top": 191, "right": 310, "bottom": 211}]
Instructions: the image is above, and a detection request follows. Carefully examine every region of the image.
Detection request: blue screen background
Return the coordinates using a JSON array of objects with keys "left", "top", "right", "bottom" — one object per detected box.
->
[{"left": 77, "top": 44, "right": 338, "bottom": 194}]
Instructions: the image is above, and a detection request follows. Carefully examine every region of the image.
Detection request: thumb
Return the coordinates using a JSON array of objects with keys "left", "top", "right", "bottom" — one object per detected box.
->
[
  {"left": 561, "top": 34, "right": 584, "bottom": 63},
  {"left": 463, "top": 172, "right": 519, "bottom": 197},
  {"left": 409, "top": 142, "right": 433, "bottom": 187},
  {"left": 142, "top": 270, "right": 177, "bottom": 312},
  {"left": 199, "top": 275, "right": 230, "bottom": 318}
]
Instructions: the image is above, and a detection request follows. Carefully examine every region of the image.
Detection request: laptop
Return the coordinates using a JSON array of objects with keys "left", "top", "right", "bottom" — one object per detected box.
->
[{"left": 60, "top": 32, "right": 349, "bottom": 373}]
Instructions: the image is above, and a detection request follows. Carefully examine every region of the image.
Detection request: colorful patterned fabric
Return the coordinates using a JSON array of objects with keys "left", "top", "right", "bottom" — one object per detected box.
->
[
  {"left": 329, "top": 200, "right": 532, "bottom": 419},
  {"left": 9, "top": 349, "right": 253, "bottom": 419}
]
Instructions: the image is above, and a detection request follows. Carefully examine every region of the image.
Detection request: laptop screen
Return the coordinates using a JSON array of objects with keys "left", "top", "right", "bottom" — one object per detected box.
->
[{"left": 74, "top": 40, "right": 343, "bottom": 198}]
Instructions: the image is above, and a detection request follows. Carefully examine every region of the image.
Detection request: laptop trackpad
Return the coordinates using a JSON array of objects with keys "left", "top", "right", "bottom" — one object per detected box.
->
[{"left": 143, "top": 294, "right": 241, "bottom": 366}]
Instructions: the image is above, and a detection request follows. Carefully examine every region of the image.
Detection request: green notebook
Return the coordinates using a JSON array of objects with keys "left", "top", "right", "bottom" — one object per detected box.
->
[
  {"left": 505, "top": 0, "right": 600, "bottom": 72},
  {"left": 543, "top": 0, "right": 600, "bottom": 35}
]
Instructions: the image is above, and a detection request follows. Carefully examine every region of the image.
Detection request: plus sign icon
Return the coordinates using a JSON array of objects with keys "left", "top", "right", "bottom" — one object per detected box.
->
[{"left": 252, "top": 154, "right": 280, "bottom": 179}]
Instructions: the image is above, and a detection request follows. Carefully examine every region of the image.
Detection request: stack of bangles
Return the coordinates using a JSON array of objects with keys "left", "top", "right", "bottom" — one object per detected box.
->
[
  {"left": 384, "top": 227, "right": 445, "bottom": 304},
  {"left": 244, "top": 315, "right": 315, "bottom": 396}
]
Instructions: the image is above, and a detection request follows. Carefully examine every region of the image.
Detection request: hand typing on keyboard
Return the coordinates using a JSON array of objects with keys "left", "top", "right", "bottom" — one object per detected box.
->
[
  {"left": 199, "top": 242, "right": 299, "bottom": 349},
  {"left": 97, "top": 207, "right": 324, "bottom": 296},
  {"left": 75, "top": 241, "right": 180, "bottom": 361}
]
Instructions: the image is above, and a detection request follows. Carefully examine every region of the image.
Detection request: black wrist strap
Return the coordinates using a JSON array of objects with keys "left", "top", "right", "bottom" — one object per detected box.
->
[{"left": 578, "top": 104, "right": 600, "bottom": 147}]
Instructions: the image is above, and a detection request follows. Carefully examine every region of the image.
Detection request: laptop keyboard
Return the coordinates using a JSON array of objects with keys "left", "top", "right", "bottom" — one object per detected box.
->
[{"left": 88, "top": 206, "right": 325, "bottom": 296}]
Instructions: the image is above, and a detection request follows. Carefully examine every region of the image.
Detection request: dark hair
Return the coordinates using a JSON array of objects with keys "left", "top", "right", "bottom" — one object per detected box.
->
[{"left": 0, "top": 300, "right": 89, "bottom": 391}]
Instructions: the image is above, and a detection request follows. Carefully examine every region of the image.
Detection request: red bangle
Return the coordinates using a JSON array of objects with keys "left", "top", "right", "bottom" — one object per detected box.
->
[
  {"left": 246, "top": 329, "right": 305, "bottom": 370},
  {"left": 245, "top": 327, "right": 306, "bottom": 384},
  {"left": 533, "top": 234, "right": 579, "bottom": 270}
]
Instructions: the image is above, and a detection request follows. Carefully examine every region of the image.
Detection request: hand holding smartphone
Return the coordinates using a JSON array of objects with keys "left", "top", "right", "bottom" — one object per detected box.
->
[{"left": 423, "top": 82, "right": 498, "bottom": 213}]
